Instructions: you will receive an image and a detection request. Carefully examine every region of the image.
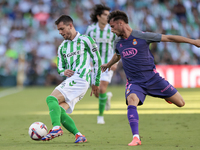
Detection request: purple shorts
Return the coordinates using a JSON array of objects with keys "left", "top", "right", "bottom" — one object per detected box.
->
[{"left": 125, "top": 73, "right": 177, "bottom": 105}]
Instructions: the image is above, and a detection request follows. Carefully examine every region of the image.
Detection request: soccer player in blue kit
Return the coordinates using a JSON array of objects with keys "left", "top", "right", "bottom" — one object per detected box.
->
[{"left": 101, "top": 10, "right": 200, "bottom": 146}]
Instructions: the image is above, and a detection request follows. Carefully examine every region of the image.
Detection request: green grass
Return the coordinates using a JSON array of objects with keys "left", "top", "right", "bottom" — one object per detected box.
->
[{"left": 0, "top": 86, "right": 200, "bottom": 150}]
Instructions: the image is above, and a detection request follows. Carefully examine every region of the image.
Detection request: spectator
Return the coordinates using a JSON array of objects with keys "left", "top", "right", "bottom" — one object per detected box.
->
[{"left": 173, "top": 0, "right": 187, "bottom": 22}]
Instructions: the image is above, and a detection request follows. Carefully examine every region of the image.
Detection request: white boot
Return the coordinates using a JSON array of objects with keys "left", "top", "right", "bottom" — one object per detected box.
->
[{"left": 97, "top": 116, "right": 105, "bottom": 124}]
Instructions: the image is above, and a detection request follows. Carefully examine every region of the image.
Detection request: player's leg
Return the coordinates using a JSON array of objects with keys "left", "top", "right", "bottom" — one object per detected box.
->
[
  {"left": 127, "top": 93, "right": 141, "bottom": 146},
  {"left": 97, "top": 80, "right": 109, "bottom": 124},
  {"left": 59, "top": 103, "right": 87, "bottom": 143},
  {"left": 57, "top": 75, "right": 89, "bottom": 142},
  {"left": 146, "top": 74, "right": 185, "bottom": 107},
  {"left": 97, "top": 71, "right": 114, "bottom": 124},
  {"left": 126, "top": 84, "right": 145, "bottom": 146},
  {"left": 41, "top": 89, "right": 65, "bottom": 141},
  {"left": 165, "top": 91, "right": 185, "bottom": 107}
]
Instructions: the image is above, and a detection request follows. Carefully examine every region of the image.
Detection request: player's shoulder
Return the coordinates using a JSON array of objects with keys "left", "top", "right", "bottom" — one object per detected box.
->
[
  {"left": 88, "top": 23, "right": 96, "bottom": 29},
  {"left": 86, "top": 23, "right": 96, "bottom": 31},
  {"left": 131, "top": 29, "right": 160, "bottom": 36},
  {"left": 58, "top": 40, "right": 66, "bottom": 49},
  {"left": 79, "top": 34, "right": 91, "bottom": 39},
  {"left": 114, "top": 37, "right": 122, "bottom": 44},
  {"left": 79, "top": 34, "right": 95, "bottom": 43}
]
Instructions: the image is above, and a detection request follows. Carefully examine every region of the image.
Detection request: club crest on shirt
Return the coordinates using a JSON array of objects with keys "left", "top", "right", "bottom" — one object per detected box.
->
[
  {"left": 77, "top": 42, "right": 81, "bottom": 48},
  {"left": 126, "top": 89, "right": 130, "bottom": 94},
  {"left": 132, "top": 39, "right": 137, "bottom": 45}
]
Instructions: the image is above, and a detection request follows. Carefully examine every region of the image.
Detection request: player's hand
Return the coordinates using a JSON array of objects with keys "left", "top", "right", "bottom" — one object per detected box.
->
[
  {"left": 194, "top": 39, "right": 200, "bottom": 48},
  {"left": 64, "top": 69, "right": 75, "bottom": 77},
  {"left": 90, "top": 84, "right": 99, "bottom": 98},
  {"left": 101, "top": 64, "right": 110, "bottom": 72}
]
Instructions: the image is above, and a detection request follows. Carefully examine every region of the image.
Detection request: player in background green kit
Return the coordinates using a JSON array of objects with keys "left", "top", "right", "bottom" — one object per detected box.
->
[
  {"left": 85, "top": 4, "right": 118, "bottom": 124},
  {"left": 41, "top": 15, "right": 101, "bottom": 143}
]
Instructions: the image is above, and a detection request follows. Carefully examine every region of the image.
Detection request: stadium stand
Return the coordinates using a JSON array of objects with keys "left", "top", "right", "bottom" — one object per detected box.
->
[{"left": 0, "top": 0, "right": 199, "bottom": 86}]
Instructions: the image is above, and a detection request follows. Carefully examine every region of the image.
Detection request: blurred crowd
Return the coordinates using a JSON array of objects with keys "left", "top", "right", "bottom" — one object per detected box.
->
[{"left": 0, "top": 0, "right": 200, "bottom": 86}]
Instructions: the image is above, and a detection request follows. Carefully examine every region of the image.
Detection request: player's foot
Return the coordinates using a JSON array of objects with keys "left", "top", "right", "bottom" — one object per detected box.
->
[
  {"left": 105, "top": 92, "right": 112, "bottom": 111},
  {"left": 97, "top": 116, "right": 105, "bottom": 124},
  {"left": 41, "top": 127, "right": 63, "bottom": 141},
  {"left": 75, "top": 134, "right": 87, "bottom": 143},
  {"left": 128, "top": 137, "right": 141, "bottom": 146},
  {"left": 165, "top": 100, "right": 172, "bottom": 104}
]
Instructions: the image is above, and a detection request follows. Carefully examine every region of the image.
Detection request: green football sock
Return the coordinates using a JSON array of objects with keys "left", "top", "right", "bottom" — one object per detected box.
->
[
  {"left": 99, "top": 93, "right": 107, "bottom": 116},
  {"left": 60, "top": 106, "right": 79, "bottom": 135},
  {"left": 46, "top": 96, "right": 61, "bottom": 127}
]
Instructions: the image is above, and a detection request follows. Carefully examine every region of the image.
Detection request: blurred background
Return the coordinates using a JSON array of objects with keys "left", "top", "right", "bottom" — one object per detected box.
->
[{"left": 0, "top": 0, "right": 200, "bottom": 87}]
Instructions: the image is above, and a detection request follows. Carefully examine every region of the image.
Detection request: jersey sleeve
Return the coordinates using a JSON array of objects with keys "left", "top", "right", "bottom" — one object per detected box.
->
[
  {"left": 86, "top": 36, "right": 102, "bottom": 86},
  {"left": 57, "top": 43, "right": 66, "bottom": 76},
  {"left": 132, "top": 30, "right": 162, "bottom": 44},
  {"left": 113, "top": 38, "right": 121, "bottom": 55}
]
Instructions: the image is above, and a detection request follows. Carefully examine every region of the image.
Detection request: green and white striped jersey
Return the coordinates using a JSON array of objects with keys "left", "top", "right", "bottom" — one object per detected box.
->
[
  {"left": 57, "top": 32, "right": 102, "bottom": 86},
  {"left": 85, "top": 23, "right": 116, "bottom": 64}
]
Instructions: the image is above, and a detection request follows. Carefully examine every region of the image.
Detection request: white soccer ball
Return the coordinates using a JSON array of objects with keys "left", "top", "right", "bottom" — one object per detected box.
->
[{"left": 28, "top": 122, "right": 48, "bottom": 140}]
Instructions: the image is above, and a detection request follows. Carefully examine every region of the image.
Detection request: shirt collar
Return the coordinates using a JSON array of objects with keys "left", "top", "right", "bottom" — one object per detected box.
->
[
  {"left": 72, "top": 32, "right": 80, "bottom": 41},
  {"left": 96, "top": 23, "right": 109, "bottom": 31},
  {"left": 64, "top": 32, "right": 80, "bottom": 42}
]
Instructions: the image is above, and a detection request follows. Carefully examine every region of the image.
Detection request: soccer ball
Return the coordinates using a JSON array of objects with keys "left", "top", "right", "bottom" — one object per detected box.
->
[{"left": 28, "top": 122, "right": 48, "bottom": 140}]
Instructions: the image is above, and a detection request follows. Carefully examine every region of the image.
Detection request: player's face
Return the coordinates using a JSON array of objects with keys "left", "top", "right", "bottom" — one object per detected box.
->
[
  {"left": 109, "top": 19, "right": 123, "bottom": 37},
  {"left": 98, "top": 10, "right": 109, "bottom": 25},
  {"left": 57, "top": 21, "right": 72, "bottom": 40}
]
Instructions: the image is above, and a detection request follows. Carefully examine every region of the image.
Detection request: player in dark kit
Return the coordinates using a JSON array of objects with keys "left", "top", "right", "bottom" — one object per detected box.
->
[{"left": 101, "top": 10, "right": 200, "bottom": 146}]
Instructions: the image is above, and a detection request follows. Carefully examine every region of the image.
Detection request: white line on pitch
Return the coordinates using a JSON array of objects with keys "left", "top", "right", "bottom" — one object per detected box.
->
[{"left": 0, "top": 87, "right": 23, "bottom": 98}]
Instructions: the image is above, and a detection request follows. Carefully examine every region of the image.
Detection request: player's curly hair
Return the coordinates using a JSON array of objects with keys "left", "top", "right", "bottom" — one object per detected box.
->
[
  {"left": 90, "top": 4, "right": 111, "bottom": 23},
  {"left": 108, "top": 10, "right": 128, "bottom": 24}
]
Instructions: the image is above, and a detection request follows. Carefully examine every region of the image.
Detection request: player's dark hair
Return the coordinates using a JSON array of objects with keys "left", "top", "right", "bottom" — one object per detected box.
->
[
  {"left": 90, "top": 4, "right": 111, "bottom": 23},
  {"left": 55, "top": 15, "right": 73, "bottom": 25},
  {"left": 108, "top": 10, "right": 128, "bottom": 24}
]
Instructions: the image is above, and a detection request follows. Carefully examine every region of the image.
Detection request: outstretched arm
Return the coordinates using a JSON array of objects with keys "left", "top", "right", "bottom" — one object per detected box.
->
[
  {"left": 101, "top": 53, "right": 121, "bottom": 72},
  {"left": 161, "top": 35, "right": 200, "bottom": 47}
]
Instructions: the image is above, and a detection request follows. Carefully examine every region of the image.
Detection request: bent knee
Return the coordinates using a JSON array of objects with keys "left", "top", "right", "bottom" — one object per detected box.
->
[
  {"left": 127, "top": 93, "right": 140, "bottom": 106},
  {"left": 173, "top": 97, "right": 185, "bottom": 107},
  {"left": 178, "top": 98, "right": 185, "bottom": 107}
]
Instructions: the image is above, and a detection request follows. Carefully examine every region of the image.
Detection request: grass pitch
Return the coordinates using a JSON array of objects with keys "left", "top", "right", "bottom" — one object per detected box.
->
[{"left": 0, "top": 86, "right": 199, "bottom": 150}]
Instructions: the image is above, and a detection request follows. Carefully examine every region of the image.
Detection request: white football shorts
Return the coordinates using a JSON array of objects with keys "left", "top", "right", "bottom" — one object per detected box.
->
[
  {"left": 55, "top": 73, "right": 89, "bottom": 114},
  {"left": 100, "top": 70, "right": 114, "bottom": 83},
  {"left": 91, "top": 69, "right": 113, "bottom": 84}
]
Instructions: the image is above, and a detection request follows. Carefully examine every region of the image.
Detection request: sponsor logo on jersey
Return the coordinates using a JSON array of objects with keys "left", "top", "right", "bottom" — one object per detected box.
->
[
  {"left": 132, "top": 39, "right": 137, "bottom": 45},
  {"left": 122, "top": 48, "right": 138, "bottom": 58},
  {"left": 66, "top": 50, "right": 82, "bottom": 57},
  {"left": 95, "top": 38, "right": 112, "bottom": 43}
]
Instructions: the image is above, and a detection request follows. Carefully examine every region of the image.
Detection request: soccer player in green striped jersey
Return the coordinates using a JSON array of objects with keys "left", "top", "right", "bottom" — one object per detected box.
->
[
  {"left": 41, "top": 15, "right": 101, "bottom": 143},
  {"left": 85, "top": 4, "right": 118, "bottom": 124}
]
